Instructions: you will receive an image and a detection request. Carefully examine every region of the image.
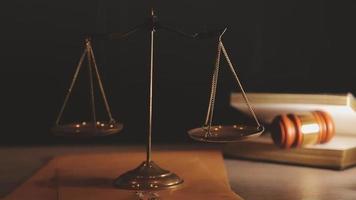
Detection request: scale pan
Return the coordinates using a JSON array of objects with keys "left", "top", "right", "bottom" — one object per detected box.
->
[
  {"left": 188, "top": 125, "right": 264, "bottom": 143},
  {"left": 52, "top": 121, "right": 123, "bottom": 137}
]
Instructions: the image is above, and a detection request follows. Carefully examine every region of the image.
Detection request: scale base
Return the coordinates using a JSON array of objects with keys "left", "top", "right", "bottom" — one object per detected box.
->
[{"left": 114, "top": 161, "right": 183, "bottom": 190}]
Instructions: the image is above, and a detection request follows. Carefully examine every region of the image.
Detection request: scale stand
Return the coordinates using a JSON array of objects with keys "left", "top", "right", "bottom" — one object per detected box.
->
[
  {"left": 113, "top": 10, "right": 183, "bottom": 190},
  {"left": 55, "top": 7, "right": 263, "bottom": 191}
]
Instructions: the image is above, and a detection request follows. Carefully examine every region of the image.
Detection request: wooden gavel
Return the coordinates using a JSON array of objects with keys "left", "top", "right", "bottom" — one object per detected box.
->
[{"left": 270, "top": 111, "right": 335, "bottom": 148}]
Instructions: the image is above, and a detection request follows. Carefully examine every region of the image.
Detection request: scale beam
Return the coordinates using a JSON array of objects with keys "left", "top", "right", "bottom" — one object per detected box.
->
[{"left": 86, "top": 13, "right": 226, "bottom": 41}]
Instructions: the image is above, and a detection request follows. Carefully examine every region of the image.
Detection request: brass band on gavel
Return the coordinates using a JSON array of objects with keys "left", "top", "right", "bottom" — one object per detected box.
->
[{"left": 271, "top": 111, "right": 335, "bottom": 148}]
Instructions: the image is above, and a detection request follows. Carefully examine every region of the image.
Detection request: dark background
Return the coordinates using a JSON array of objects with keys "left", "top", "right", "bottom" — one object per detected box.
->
[{"left": 0, "top": 0, "right": 355, "bottom": 145}]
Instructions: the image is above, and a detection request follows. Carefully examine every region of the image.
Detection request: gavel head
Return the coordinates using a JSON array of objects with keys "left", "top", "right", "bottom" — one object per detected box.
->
[{"left": 271, "top": 111, "right": 334, "bottom": 149}]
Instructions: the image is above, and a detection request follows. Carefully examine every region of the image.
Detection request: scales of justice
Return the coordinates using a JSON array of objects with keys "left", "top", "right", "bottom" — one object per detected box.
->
[{"left": 52, "top": 9, "right": 264, "bottom": 191}]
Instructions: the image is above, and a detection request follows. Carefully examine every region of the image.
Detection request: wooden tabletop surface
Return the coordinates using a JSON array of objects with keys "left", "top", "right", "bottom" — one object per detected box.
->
[{"left": 0, "top": 145, "right": 356, "bottom": 200}]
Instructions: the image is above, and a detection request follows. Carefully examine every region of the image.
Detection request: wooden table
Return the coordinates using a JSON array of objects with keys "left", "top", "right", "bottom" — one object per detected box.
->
[{"left": 0, "top": 145, "right": 356, "bottom": 200}]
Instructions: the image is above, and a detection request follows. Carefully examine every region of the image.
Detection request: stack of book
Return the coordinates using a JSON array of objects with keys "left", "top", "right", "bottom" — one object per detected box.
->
[{"left": 225, "top": 93, "right": 356, "bottom": 169}]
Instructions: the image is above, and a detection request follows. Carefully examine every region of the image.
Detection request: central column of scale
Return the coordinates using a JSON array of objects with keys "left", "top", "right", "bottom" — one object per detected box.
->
[{"left": 114, "top": 9, "right": 184, "bottom": 191}]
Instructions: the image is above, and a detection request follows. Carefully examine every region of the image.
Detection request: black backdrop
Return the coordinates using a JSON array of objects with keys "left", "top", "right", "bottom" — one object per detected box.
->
[{"left": 0, "top": 0, "right": 355, "bottom": 145}]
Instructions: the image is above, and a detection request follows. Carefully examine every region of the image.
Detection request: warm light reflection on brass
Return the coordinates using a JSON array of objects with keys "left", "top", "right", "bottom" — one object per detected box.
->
[
  {"left": 114, "top": 161, "right": 183, "bottom": 190},
  {"left": 52, "top": 121, "right": 123, "bottom": 137}
]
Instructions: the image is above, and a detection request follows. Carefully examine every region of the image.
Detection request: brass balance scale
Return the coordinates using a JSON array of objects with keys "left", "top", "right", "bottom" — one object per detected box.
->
[{"left": 52, "top": 9, "right": 264, "bottom": 192}]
